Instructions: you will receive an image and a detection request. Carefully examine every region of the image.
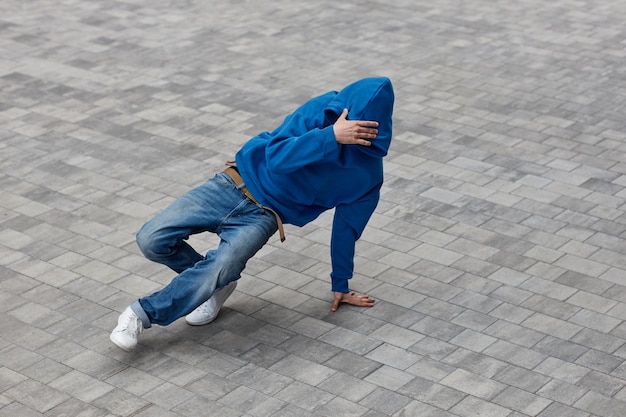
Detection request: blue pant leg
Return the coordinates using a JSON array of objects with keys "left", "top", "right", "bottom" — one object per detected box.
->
[
  {"left": 137, "top": 190, "right": 278, "bottom": 326},
  {"left": 136, "top": 173, "right": 235, "bottom": 273}
]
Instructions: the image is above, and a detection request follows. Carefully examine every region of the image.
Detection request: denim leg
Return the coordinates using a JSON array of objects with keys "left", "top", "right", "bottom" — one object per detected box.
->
[
  {"left": 136, "top": 174, "right": 278, "bottom": 326},
  {"left": 136, "top": 173, "right": 240, "bottom": 273}
]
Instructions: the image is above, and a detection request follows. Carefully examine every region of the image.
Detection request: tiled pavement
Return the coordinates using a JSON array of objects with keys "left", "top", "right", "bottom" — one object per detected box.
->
[{"left": 2, "top": 0, "right": 626, "bottom": 416}]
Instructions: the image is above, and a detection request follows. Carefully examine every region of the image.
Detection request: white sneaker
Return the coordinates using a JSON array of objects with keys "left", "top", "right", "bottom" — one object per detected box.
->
[
  {"left": 186, "top": 281, "right": 237, "bottom": 326},
  {"left": 110, "top": 306, "right": 143, "bottom": 351}
]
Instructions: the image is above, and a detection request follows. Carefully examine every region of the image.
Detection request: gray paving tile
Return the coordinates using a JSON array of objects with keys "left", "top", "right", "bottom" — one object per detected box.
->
[
  {"left": 577, "top": 370, "right": 624, "bottom": 397},
  {"left": 397, "top": 375, "right": 465, "bottom": 410},
  {"left": 534, "top": 357, "right": 591, "bottom": 385},
  {"left": 276, "top": 334, "right": 341, "bottom": 363},
  {"left": 575, "top": 349, "right": 624, "bottom": 374},
  {"left": 0, "top": 367, "right": 27, "bottom": 393},
  {"left": 220, "top": 385, "right": 286, "bottom": 416},
  {"left": 92, "top": 388, "right": 151, "bottom": 416},
  {"left": 484, "top": 319, "right": 544, "bottom": 347},
  {"left": 173, "top": 396, "right": 242, "bottom": 417},
  {"left": 318, "top": 372, "right": 377, "bottom": 404},
  {"left": 269, "top": 355, "right": 336, "bottom": 386},
  {"left": 409, "top": 336, "right": 458, "bottom": 362},
  {"left": 48, "top": 370, "right": 114, "bottom": 403},
  {"left": 449, "top": 329, "right": 498, "bottom": 353},
  {"left": 323, "top": 351, "right": 381, "bottom": 380},
  {"left": 0, "top": 402, "right": 45, "bottom": 417},
  {"left": 443, "top": 348, "right": 509, "bottom": 379},
  {"left": 574, "top": 390, "right": 626, "bottom": 417},
  {"left": 318, "top": 327, "right": 382, "bottom": 356},
  {"left": 273, "top": 381, "right": 333, "bottom": 412},
  {"left": 45, "top": 398, "right": 111, "bottom": 417},
  {"left": 572, "top": 328, "right": 626, "bottom": 354},
  {"left": 440, "top": 368, "right": 507, "bottom": 400},
  {"left": 537, "top": 402, "right": 591, "bottom": 417},
  {"left": 314, "top": 396, "right": 369, "bottom": 417},
  {"left": 359, "top": 387, "right": 412, "bottom": 415},
  {"left": 0, "top": 345, "right": 42, "bottom": 371},
  {"left": 366, "top": 341, "right": 421, "bottom": 370},
  {"left": 484, "top": 339, "right": 548, "bottom": 370},
  {"left": 533, "top": 336, "right": 590, "bottom": 363},
  {"left": 495, "top": 387, "right": 553, "bottom": 416},
  {"left": 494, "top": 364, "right": 551, "bottom": 393}
]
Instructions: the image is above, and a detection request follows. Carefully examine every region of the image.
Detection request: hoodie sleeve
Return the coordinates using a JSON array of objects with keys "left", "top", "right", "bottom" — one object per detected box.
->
[
  {"left": 329, "top": 186, "right": 380, "bottom": 292},
  {"left": 263, "top": 92, "right": 340, "bottom": 174}
]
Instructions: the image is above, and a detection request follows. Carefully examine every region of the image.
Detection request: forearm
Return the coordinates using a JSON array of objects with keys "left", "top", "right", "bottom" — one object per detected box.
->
[{"left": 265, "top": 127, "right": 337, "bottom": 174}]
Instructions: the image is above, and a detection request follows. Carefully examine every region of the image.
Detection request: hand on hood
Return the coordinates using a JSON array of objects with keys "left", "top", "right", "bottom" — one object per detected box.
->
[{"left": 333, "top": 108, "right": 379, "bottom": 146}]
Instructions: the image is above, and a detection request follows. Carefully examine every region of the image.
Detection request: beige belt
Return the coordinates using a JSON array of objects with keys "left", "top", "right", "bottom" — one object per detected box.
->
[{"left": 223, "top": 167, "right": 285, "bottom": 242}]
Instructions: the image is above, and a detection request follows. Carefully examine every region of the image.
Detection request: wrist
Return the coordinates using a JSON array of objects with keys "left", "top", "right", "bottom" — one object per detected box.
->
[{"left": 331, "top": 277, "right": 350, "bottom": 293}]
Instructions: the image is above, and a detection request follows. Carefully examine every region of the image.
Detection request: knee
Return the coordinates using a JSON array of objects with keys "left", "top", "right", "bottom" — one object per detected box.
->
[{"left": 136, "top": 225, "right": 165, "bottom": 260}]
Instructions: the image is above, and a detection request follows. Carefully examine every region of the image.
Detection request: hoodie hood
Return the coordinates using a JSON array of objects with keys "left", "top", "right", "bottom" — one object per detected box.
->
[{"left": 324, "top": 77, "right": 394, "bottom": 157}]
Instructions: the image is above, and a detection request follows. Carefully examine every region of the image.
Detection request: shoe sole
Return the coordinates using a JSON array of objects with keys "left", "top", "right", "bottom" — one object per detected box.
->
[
  {"left": 186, "top": 281, "right": 237, "bottom": 326},
  {"left": 110, "top": 332, "right": 135, "bottom": 352}
]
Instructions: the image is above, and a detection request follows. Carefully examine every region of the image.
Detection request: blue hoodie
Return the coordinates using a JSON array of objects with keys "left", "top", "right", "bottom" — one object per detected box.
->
[{"left": 236, "top": 77, "right": 394, "bottom": 293}]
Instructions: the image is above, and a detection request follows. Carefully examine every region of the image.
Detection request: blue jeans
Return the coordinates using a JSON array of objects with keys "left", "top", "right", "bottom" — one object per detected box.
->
[{"left": 131, "top": 172, "right": 278, "bottom": 327}]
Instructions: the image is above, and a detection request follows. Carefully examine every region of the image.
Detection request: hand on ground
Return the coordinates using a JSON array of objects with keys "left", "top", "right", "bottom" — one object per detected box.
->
[{"left": 330, "top": 291, "right": 375, "bottom": 312}]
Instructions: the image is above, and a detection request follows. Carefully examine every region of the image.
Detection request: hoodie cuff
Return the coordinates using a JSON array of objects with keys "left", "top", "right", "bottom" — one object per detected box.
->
[
  {"left": 320, "top": 126, "right": 340, "bottom": 157},
  {"left": 331, "top": 277, "right": 350, "bottom": 293}
]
